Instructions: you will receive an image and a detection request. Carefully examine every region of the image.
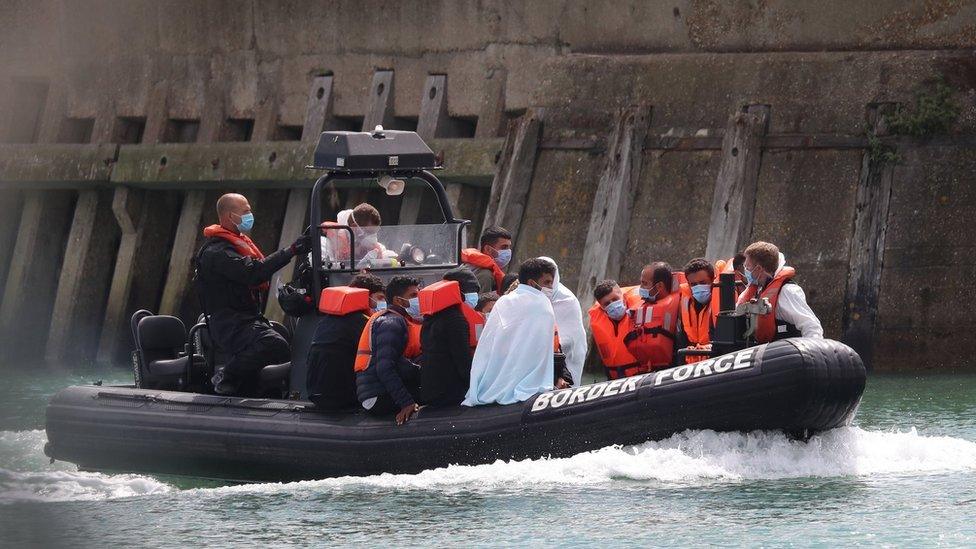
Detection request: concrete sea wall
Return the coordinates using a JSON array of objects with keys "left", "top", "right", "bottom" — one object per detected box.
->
[{"left": 0, "top": 0, "right": 974, "bottom": 370}]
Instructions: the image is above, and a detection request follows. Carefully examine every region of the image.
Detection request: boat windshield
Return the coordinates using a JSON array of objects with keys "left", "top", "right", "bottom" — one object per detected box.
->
[{"left": 318, "top": 223, "right": 461, "bottom": 271}]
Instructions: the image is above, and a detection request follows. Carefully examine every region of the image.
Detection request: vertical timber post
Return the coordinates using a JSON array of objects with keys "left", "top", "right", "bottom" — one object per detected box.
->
[
  {"left": 97, "top": 83, "right": 170, "bottom": 364},
  {"left": 0, "top": 86, "right": 76, "bottom": 363},
  {"left": 158, "top": 85, "right": 225, "bottom": 317},
  {"left": 44, "top": 101, "right": 123, "bottom": 364},
  {"left": 482, "top": 108, "right": 544, "bottom": 243},
  {"left": 704, "top": 105, "right": 771, "bottom": 262},
  {"left": 264, "top": 76, "right": 333, "bottom": 322},
  {"left": 362, "top": 70, "right": 395, "bottom": 132},
  {"left": 577, "top": 105, "right": 652, "bottom": 315},
  {"left": 475, "top": 68, "right": 507, "bottom": 139},
  {"left": 401, "top": 74, "right": 457, "bottom": 225},
  {"left": 841, "top": 104, "right": 897, "bottom": 369}
]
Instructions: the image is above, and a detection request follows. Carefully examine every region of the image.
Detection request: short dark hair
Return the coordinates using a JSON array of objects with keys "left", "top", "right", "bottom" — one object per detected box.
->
[
  {"left": 593, "top": 279, "right": 618, "bottom": 301},
  {"left": 351, "top": 203, "right": 381, "bottom": 226},
  {"left": 350, "top": 273, "right": 384, "bottom": 294},
  {"left": 518, "top": 258, "right": 556, "bottom": 284},
  {"left": 500, "top": 273, "right": 519, "bottom": 294},
  {"left": 683, "top": 257, "right": 715, "bottom": 280},
  {"left": 480, "top": 226, "right": 512, "bottom": 248},
  {"left": 475, "top": 292, "right": 499, "bottom": 312},
  {"left": 644, "top": 261, "right": 673, "bottom": 290},
  {"left": 733, "top": 252, "right": 746, "bottom": 272},
  {"left": 443, "top": 265, "right": 481, "bottom": 294},
  {"left": 386, "top": 275, "right": 420, "bottom": 300}
]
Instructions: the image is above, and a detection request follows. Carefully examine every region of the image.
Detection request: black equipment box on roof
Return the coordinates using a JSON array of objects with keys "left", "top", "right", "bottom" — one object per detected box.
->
[{"left": 311, "top": 128, "right": 438, "bottom": 172}]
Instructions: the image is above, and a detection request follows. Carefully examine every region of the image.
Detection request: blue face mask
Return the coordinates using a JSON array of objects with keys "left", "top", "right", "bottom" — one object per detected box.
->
[
  {"left": 464, "top": 292, "right": 479, "bottom": 309},
  {"left": 744, "top": 268, "right": 756, "bottom": 286},
  {"left": 374, "top": 300, "right": 387, "bottom": 312},
  {"left": 405, "top": 297, "right": 422, "bottom": 320},
  {"left": 604, "top": 299, "right": 626, "bottom": 321},
  {"left": 236, "top": 212, "right": 254, "bottom": 232},
  {"left": 495, "top": 249, "right": 512, "bottom": 269},
  {"left": 639, "top": 287, "right": 658, "bottom": 302},
  {"left": 692, "top": 284, "right": 712, "bottom": 305}
]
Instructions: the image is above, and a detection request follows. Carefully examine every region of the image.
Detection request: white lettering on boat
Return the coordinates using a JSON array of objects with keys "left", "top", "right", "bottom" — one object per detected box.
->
[
  {"left": 531, "top": 374, "right": 648, "bottom": 412},
  {"left": 654, "top": 347, "right": 756, "bottom": 387}
]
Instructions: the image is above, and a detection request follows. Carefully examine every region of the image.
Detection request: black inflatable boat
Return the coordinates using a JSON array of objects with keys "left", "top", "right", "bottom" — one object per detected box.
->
[{"left": 45, "top": 338, "right": 865, "bottom": 482}]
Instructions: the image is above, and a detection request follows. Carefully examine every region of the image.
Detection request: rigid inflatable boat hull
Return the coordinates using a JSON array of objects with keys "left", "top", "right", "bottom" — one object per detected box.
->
[{"left": 45, "top": 338, "right": 865, "bottom": 482}]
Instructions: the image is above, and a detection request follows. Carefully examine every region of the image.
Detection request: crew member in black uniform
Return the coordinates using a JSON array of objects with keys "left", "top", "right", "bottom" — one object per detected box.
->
[{"left": 196, "top": 193, "right": 310, "bottom": 396}]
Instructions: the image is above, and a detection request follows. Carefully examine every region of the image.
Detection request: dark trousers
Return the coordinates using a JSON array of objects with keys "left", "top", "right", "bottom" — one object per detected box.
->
[{"left": 221, "top": 328, "right": 290, "bottom": 395}]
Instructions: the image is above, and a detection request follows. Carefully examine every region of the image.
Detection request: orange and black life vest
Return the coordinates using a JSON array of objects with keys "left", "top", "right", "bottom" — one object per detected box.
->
[
  {"left": 588, "top": 286, "right": 643, "bottom": 380},
  {"left": 460, "top": 248, "right": 506, "bottom": 292},
  {"left": 354, "top": 309, "right": 422, "bottom": 372},
  {"left": 202, "top": 224, "right": 269, "bottom": 291},
  {"left": 736, "top": 266, "right": 799, "bottom": 343},
  {"left": 419, "top": 280, "right": 485, "bottom": 350},
  {"left": 623, "top": 289, "right": 680, "bottom": 371}
]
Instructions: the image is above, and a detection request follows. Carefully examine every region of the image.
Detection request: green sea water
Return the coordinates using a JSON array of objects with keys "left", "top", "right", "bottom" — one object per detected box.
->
[{"left": 0, "top": 366, "right": 974, "bottom": 547}]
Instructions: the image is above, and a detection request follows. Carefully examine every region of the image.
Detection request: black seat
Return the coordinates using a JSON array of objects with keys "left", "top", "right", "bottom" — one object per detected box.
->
[
  {"left": 131, "top": 312, "right": 207, "bottom": 391},
  {"left": 258, "top": 362, "right": 292, "bottom": 399}
]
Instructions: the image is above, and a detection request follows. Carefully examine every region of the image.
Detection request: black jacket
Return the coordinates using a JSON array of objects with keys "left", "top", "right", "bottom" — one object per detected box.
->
[
  {"left": 195, "top": 237, "right": 294, "bottom": 352},
  {"left": 306, "top": 311, "right": 369, "bottom": 409},
  {"left": 420, "top": 305, "right": 472, "bottom": 406},
  {"left": 355, "top": 307, "right": 420, "bottom": 409}
]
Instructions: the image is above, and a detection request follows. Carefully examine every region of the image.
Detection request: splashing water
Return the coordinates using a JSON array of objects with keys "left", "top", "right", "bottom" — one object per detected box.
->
[{"left": 4, "top": 425, "right": 972, "bottom": 505}]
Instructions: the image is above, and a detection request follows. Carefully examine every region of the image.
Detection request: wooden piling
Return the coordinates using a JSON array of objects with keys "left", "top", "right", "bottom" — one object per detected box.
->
[
  {"left": 841, "top": 104, "right": 897, "bottom": 369},
  {"left": 576, "top": 105, "right": 652, "bottom": 313},
  {"left": 704, "top": 105, "right": 771, "bottom": 262},
  {"left": 482, "top": 108, "right": 544, "bottom": 242}
]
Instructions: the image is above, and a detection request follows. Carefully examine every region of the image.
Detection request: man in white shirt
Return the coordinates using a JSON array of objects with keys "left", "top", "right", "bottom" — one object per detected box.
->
[{"left": 739, "top": 241, "right": 824, "bottom": 341}]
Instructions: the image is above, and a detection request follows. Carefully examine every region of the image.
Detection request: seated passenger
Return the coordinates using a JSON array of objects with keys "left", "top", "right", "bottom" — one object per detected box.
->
[
  {"left": 355, "top": 276, "right": 423, "bottom": 425},
  {"left": 305, "top": 286, "right": 372, "bottom": 410},
  {"left": 196, "top": 193, "right": 310, "bottom": 396},
  {"left": 461, "top": 226, "right": 513, "bottom": 292},
  {"left": 676, "top": 257, "right": 719, "bottom": 364},
  {"left": 739, "top": 241, "right": 824, "bottom": 341},
  {"left": 442, "top": 266, "right": 486, "bottom": 350},
  {"left": 304, "top": 273, "right": 384, "bottom": 410},
  {"left": 319, "top": 203, "right": 392, "bottom": 268},
  {"left": 539, "top": 257, "right": 586, "bottom": 386},
  {"left": 589, "top": 280, "right": 641, "bottom": 380},
  {"left": 463, "top": 258, "right": 558, "bottom": 406},
  {"left": 354, "top": 272, "right": 387, "bottom": 313},
  {"left": 623, "top": 262, "right": 681, "bottom": 372},
  {"left": 475, "top": 292, "right": 499, "bottom": 316},
  {"left": 418, "top": 280, "right": 474, "bottom": 407}
]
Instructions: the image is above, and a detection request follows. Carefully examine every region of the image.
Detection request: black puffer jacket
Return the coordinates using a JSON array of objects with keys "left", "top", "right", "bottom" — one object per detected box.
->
[
  {"left": 355, "top": 308, "right": 420, "bottom": 409},
  {"left": 195, "top": 237, "right": 294, "bottom": 352},
  {"left": 420, "top": 304, "right": 473, "bottom": 406},
  {"left": 306, "top": 311, "right": 369, "bottom": 409}
]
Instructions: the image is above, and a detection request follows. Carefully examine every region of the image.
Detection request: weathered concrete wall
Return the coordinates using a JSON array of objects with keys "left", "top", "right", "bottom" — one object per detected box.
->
[{"left": 0, "top": 0, "right": 974, "bottom": 370}]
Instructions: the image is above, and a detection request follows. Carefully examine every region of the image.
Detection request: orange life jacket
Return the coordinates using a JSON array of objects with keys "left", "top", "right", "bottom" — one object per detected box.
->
[
  {"left": 419, "top": 280, "right": 485, "bottom": 351},
  {"left": 319, "top": 286, "right": 371, "bottom": 315},
  {"left": 354, "top": 309, "right": 422, "bottom": 372},
  {"left": 202, "top": 224, "right": 268, "bottom": 291},
  {"left": 460, "top": 248, "right": 506, "bottom": 292},
  {"left": 623, "top": 289, "right": 680, "bottom": 371},
  {"left": 680, "top": 291, "right": 719, "bottom": 364},
  {"left": 736, "top": 266, "right": 797, "bottom": 343},
  {"left": 588, "top": 286, "right": 641, "bottom": 377}
]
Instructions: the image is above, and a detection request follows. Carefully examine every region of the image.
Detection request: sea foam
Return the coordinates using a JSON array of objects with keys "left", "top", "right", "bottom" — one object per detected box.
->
[
  {"left": 194, "top": 426, "right": 976, "bottom": 497},
  {"left": 3, "top": 426, "right": 974, "bottom": 503}
]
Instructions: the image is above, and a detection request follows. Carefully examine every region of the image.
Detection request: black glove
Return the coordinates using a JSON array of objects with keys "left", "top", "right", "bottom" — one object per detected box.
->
[{"left": 290, "top": 234, "right": 311, "bottom": 256}]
